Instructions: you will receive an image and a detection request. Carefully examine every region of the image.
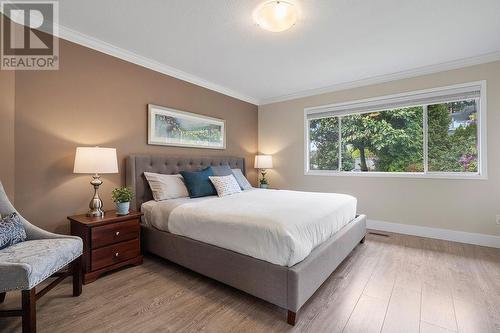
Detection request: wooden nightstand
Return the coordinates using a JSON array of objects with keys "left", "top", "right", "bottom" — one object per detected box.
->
[{"left": 68, "top": 210, "right": 143, "bottom": 284}]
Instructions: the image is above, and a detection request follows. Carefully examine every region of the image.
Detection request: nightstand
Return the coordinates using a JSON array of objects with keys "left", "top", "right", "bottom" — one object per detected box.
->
[{"left": 68, "top": 210, "right": 143, "bottom": 284}]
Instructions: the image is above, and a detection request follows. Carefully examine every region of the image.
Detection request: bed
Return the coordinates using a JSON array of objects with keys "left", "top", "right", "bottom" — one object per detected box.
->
[{"left": 126, "top": 155, "right": 366, "bottom": 325}]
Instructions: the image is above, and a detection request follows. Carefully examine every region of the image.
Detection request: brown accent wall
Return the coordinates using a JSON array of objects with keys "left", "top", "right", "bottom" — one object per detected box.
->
[
  {"left": 14, "top": 38, "right": 257, "bottom": 233},
  {"left": 0, "top": 70, "right": 15, "bottom": 202}
]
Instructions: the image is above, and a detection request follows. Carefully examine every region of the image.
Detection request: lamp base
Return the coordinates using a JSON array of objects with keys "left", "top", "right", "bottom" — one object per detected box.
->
[
  {"left": 87, "top": 174, "right": 105, "bottom": 218},
  {"left": 87, "top": 207, "right": 104, "bottom": 218}
]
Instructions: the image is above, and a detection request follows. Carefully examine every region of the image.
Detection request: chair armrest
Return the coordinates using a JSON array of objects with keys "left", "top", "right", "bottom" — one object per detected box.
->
[
  {"left": 23, "top": 220, "right": 80, "bottom": 241},
  {"left": 0, "top": 262, "right": 31, "bottom": 292},
  {"left": 0, "top": 182, "right": 79, "bottom": 241}
]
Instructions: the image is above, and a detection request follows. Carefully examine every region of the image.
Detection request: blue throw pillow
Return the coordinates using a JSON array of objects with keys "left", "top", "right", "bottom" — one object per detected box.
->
[
  {"left": 210, "top": 165, "right": 233, "bottom": 176},
  {"left": 0, "top": 212, "right": 27, "bottom": 250},
  {"left": 232, "top": 168, "right": 253, "bottom": 190},
  {"left": 180, "top": 167, "right": 217, "bottom": 198}
]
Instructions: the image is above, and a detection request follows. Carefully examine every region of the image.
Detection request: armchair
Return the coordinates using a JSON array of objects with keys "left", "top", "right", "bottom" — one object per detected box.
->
[{"left": 0, "top": 182, "right": 83, "bottom": 333}]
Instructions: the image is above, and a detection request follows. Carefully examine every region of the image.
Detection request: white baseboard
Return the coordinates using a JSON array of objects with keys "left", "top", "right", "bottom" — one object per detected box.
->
[{"left": 366, "top": 219, "right": 500, "bottom": 248}]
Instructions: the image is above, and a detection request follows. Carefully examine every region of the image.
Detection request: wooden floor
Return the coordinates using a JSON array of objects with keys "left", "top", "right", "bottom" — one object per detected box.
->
[{"left": 1, "top": 231, "right": 500, "bottom": 333}]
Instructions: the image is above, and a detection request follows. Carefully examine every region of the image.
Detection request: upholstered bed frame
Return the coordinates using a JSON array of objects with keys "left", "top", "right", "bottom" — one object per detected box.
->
[{"left": 126, "top": 154, "right": 366, "bottom": 325}]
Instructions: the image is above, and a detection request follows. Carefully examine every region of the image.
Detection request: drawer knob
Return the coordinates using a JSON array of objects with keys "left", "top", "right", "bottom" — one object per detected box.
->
[
  {"left": 115, "top": 231, "right": 120, "bottom": 236},
  {"left": 115, "top": 252, "right": 119, "bottom": 257}
]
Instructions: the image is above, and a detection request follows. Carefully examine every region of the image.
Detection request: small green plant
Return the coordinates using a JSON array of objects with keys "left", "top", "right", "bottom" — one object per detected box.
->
[
  {"left": 111, "top": 187, "right": 134, "bottom": 203},
  {"left": 259, "top": 171, "right": 268, "bottom": 185}
]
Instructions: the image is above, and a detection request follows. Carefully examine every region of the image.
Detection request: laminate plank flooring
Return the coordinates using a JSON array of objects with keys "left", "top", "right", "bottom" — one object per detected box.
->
[{"left": 1, "top": 231, "right": 499, "bottom": 333}]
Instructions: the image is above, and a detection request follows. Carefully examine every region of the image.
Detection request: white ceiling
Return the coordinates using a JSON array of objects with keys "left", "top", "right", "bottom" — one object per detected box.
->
[{"left": 57, "top": 0, "right": 500, "bottom": 105}]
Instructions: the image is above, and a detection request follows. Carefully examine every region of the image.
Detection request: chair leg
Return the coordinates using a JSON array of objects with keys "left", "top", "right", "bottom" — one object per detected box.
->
[
  {"left": 22, "top": 289, "right": 36, "bottom": 333},
  {"left": 0, "top": 292, "right": 5, "bottom": 303},
  {"left": 72, "top": 256, "right": 83, "bottom": 297}
]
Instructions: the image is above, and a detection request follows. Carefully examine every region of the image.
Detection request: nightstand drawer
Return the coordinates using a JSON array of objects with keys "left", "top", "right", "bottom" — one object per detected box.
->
[
  {"left": 91, "top": 219, "right": 140, "bottom": 248},
  {"left": 69, "top": 210, "right": 143, "bottom": 284},
  {"left": 91, "top": 238, "right": 140, "bottom": 271}
]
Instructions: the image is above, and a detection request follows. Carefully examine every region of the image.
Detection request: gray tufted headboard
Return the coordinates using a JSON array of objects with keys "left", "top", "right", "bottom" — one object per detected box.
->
[{"left": 126, "top": 155, "right": 246, "bottom": 210}]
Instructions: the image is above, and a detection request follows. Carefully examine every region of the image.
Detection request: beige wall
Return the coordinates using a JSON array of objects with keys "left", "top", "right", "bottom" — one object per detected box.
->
[
  {"left": 13, "top": 38, "right": 257, "bottom": 234},
  {"left": 259, "top": 61, "right": 500, "bottom": 236},
  {"left": 0, "top": 70, "right": 15, "bottom": 202}
]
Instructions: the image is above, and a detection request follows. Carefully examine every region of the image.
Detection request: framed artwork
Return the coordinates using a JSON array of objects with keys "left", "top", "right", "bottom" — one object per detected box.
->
[{"left": 148, "top": 104, "right": 226, "bottom": 149}]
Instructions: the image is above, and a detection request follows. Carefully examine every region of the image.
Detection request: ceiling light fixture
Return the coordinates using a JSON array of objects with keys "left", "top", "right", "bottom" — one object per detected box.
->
[{"left": 254, "top": 1, "right": 298, "bottom": 33}]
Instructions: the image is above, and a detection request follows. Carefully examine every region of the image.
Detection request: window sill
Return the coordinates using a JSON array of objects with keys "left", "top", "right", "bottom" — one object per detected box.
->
[{"left": 304, "top": 170, "right": 487, "bottom": 180}]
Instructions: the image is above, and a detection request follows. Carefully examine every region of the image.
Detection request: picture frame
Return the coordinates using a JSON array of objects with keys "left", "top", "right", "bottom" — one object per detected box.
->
[{"left": 148, "top": 104, "right": 226, "bottom": 149}]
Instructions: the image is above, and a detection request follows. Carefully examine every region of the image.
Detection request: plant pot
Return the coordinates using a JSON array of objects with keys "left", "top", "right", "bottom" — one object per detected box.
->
[
  {"left": 116, "top": 202, "right": 130, "bottom": 215},
  {"left": 259, "top": 184, "right": 268, "bottom": 189}
]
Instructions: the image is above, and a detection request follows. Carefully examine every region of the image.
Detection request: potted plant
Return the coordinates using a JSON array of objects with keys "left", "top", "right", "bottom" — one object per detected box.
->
[
  {"left": 259, "top": 171, "right": 269, "bottom": 189},
  {"left": 111, "top": 187, "right": 134, "bottom": 215}
]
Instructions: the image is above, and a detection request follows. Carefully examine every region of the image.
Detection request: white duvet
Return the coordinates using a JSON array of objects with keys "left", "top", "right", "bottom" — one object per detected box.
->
[{"left": 143, "top": 189, "right": 357, "bottom": 267}]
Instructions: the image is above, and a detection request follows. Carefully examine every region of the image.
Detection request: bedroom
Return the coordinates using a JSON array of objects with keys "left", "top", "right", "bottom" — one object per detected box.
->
[{"left": 0, "top": 1, "right": 499, "bottom": 332}]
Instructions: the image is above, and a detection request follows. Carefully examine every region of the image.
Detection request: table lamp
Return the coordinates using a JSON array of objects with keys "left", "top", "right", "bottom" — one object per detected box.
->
[
  {"left": 254, "top": 155, "right": 273, "bottom": 188},
  {"left": 73, "top": 147, "right": 118, "bottom": 217}
]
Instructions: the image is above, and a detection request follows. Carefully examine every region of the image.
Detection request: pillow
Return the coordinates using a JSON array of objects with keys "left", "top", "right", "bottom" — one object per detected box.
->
[
  {"left": 0, "top": 212, "right": 27, "bottom": 250},
  {"left": 231, "top": 168, "right": 252, "bottom": 190},
  {"left": 210, "top": 165, "right": 233, "bottom": 176},
  {"left": 209, "top": 175, "right": 242, "bottom": 197},
  {"left": 180, "top": 167, "right": 217, "bottom": 198},
  {"left": 144, "top": 172, "right": 189, "bottom": 201}
]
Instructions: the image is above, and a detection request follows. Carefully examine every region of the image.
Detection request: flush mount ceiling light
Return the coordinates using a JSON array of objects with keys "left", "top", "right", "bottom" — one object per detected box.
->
[{"left": 254, "top": 1, "right": 298, "bottom": 32}]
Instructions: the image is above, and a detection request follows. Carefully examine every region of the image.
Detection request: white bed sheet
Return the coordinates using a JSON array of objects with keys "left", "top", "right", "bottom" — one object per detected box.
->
[
  {"left": 141, "top": 196, "right": 213, "bottom": 228},
  {"left": 142, "top": 189, "right": 357, "bottom": 267}
]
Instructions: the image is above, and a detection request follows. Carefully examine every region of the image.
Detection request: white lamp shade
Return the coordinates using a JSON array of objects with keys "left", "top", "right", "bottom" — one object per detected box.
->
[
  {"left": 73, "top": 147, "right": 118, "bottom": 174},
  {"left": 254, "top": 155, "right": 273, "bottom": 169}
]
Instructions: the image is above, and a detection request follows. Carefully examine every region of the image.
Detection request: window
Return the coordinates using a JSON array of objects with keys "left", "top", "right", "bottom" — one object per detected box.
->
[{"left": 305, "top": 82, "right": 486, "bottom": 178}]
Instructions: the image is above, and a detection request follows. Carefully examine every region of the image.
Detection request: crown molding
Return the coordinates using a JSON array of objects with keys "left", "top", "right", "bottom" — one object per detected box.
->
[
  {"left": 55, "top": 24, "right": 260, "bottom": 105},
  {"left": 53, "top": 23, "right": 500, "bottom": 107},
  {"left": 3, "top": 9, "right": 499, "bottom": 107},
  {"left": 260, "top": 51, "right": 500, "bottom": 105},
  {"left": 41, "top": 22, "right": 500, "bottom": 107}
]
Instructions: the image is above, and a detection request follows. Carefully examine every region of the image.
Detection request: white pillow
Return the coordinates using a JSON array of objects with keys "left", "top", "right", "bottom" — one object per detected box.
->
[
  {"left": 144, "top": 172, "right": 189, "bottom": 201},
  {"left": 231, "top": 168, "right": 252, "bottom": 190},
  {"left": 209, "top": 175, "right": 242, "bottom": 197}
]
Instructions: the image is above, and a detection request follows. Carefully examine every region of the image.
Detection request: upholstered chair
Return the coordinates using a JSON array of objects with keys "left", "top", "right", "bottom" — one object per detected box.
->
[{"left": 0, "top": 182, "right": 83, "bottom": 333}]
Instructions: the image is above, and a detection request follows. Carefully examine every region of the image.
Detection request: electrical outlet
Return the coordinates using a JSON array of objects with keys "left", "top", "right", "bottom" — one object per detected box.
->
[{"left": 496, "top": 215, "right": 500, "bottom": 225}]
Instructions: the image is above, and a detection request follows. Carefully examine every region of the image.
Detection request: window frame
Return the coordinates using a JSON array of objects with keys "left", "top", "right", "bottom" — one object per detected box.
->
[{"left": 304, "top": 81, "right": 487, "bottom": 180}]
